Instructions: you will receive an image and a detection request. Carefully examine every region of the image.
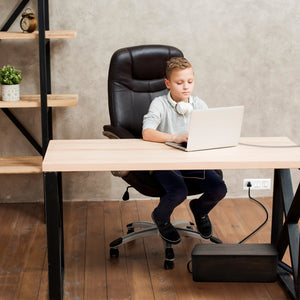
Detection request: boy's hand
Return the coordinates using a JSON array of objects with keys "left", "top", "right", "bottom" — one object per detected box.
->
[
  {"left": 142, "top": 128, "right": 188, "bottom": 144},
  {"left": 174, "top": 133, "right": 188, "bottom": 144}
]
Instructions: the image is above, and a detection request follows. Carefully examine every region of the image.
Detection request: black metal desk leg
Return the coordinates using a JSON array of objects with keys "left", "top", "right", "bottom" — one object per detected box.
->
[
  {"left": 44, "top": 172, "right": 64, "bottom": 300},
  {"left": 273, "top": 169, "right": 300, "bottom": 300},
  {"left": 57, "top": 172, "right": 64, "bottom": 271},
  {"left": 271, "top": 169, "right": 284, "bottom": 245}
]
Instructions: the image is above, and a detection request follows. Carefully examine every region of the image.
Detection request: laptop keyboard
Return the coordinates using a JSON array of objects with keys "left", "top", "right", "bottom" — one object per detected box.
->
[{"left": 180, "top": 142, "right": 187, "bottom": 148}]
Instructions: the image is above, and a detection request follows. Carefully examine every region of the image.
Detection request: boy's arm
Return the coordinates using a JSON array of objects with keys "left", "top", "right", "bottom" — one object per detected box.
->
[{"left": 142, "top": 128, "right": 188, "bottom": 144}]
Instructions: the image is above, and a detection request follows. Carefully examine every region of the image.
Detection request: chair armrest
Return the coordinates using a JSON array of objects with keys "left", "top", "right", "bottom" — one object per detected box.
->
[
  {"left": 103, "top": 125, "right": 136, "bottom": 139},
  {"left": 103, "top": 125, "right": 135, "bottom": 178}
]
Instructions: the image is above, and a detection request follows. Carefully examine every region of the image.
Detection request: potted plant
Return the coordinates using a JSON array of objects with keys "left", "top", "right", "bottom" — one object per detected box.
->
[{"left": 0, "top": 65, "right": 22, "bottom": 101}]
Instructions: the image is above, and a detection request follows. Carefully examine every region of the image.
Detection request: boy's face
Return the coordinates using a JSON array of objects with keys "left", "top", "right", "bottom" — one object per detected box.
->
[{"left": 164, "top": 67, "right": 194, "bottom": 102}]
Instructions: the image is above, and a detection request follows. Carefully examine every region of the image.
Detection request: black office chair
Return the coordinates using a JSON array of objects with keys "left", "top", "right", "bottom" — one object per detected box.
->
[{"left": 103, "top": 45, "right": 222, "bottom": 269}]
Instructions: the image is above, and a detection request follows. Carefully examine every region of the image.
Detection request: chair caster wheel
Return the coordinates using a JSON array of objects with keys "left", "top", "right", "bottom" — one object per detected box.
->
[
  {"left": 110, "top": 248, "right": 119, "bottom": 258},
  {"left": 164, "top": 260, "right": 174, "bottom": 270},
  {"left": 164, "top": 247, "right": 174, "bottom": 269},
  {"left": 127, "top": 228, "right": 134, "bottom": 234},
  {"left": 126, "top": 223, "right": 134, "bottom": 234}
]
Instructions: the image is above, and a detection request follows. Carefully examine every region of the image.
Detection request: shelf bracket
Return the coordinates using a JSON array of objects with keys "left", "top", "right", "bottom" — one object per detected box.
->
[{"left": 1, "top": 108, "right": 42, "bottom": 155}]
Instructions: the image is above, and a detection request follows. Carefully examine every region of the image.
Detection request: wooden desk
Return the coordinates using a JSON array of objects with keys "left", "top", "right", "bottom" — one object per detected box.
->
[{"left": 43, "top": 137, "right": 300, "bottom": 299}]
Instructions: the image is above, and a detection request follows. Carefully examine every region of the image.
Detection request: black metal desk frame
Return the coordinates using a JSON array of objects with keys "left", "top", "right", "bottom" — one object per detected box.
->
[{"left": 44, "top": 168, "right": 300, "bottom": 300}]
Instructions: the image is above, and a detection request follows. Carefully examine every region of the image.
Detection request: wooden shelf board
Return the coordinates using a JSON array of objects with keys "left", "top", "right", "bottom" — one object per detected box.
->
[
  {"left": 0, "top": 30, "right": 77, "bottom": 40},
  {"left": 0, "top": 94, "right": 78, "bottom": 107},
  {"left": 0, "top": 156, "right": 42, "bottom": 174}
]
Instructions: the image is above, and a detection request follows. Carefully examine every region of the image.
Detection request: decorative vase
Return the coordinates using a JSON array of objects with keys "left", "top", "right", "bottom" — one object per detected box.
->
[{"left": 1, "top": 84, "right": 20, "bottom": 101}]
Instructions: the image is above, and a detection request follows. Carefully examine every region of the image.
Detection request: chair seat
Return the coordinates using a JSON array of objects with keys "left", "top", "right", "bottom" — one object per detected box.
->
[{"left": 122, "top": 170, "right": 223, "bottom": 198}]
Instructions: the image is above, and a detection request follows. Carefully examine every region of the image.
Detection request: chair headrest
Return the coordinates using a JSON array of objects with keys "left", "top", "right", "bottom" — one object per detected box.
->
[{"left": 108, "top": 45, "right": 183, "bottom": 92}]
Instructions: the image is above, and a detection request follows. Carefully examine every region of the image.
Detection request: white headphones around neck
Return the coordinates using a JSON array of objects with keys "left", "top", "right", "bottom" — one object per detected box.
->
[{"left": 167, "top": 92, "right": 193, "bottom": 115}]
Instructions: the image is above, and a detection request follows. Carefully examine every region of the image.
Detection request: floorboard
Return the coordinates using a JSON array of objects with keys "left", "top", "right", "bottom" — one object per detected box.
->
[{"left": 0, "top": 198, "right": 291, "bottom": 299}]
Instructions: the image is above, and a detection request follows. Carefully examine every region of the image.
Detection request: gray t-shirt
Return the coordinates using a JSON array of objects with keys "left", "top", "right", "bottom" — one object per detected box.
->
[{"left": 142, "top": 92, "right": 208, "bottom": 135}]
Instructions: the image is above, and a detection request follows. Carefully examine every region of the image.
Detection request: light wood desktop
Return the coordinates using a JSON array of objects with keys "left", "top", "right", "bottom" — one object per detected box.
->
[
  {"left": 42, "top": 137, "right": 300, "bottom": 300},
  {"left": 43, "top": 137, "right": 299, "bottom": 172}
]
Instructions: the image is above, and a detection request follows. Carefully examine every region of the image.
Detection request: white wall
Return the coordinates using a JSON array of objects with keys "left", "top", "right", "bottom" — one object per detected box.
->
[{"left": 0, "top": 0, "right": 299, "bottom": 202}]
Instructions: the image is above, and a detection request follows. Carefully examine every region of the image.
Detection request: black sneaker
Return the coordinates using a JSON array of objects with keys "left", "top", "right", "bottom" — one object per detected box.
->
[
  {"left": 151, "top": 212, "right": 181, "bottom": 244},
  {"left": 189, "top": 200, "right": 212, "bottom": 239}
]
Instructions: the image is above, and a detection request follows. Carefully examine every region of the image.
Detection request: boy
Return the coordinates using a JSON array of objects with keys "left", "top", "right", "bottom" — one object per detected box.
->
[{"left": 142, "top": 57, "right": 227, "bottom": 244}]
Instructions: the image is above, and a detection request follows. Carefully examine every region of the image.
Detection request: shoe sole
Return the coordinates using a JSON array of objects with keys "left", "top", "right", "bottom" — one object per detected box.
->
[
  {"left": 199, "top": 232, "right": 212, "bottom": 239},
  {"left": 151, "top": 213, "right": 181, "bottom": 244},
  {"left": 159, "top": 233, "right": 181, "bottom": 244}
]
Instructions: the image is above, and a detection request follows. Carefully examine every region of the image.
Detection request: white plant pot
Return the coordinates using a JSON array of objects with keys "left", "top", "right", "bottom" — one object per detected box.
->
[{"left": 1, "top": 84, "right": 20, "bottom": 101}]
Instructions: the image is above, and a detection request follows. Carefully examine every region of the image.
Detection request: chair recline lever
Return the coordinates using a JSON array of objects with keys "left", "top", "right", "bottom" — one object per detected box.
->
[{"left": 122, "top": 185, "right": 133, "bottom": 201}]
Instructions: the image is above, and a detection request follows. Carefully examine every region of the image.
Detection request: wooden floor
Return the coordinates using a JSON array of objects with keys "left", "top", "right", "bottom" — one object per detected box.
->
[{"left": 0, "top": 198, "right": 290, "bottom": 300}]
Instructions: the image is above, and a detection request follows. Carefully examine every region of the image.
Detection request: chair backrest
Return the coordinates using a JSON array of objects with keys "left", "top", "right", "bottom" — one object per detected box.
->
[{"left": 107, "top": 45, "right": 183, "bottom": 138}]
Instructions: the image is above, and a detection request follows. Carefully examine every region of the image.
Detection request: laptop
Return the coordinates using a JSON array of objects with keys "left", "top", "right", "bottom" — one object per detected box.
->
[{"left": 166, "top": 106, "right": 244, "bottom": 151}]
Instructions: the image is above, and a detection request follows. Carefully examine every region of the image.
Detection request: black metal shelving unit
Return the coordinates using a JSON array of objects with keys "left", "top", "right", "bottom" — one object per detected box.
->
[
  {"left": 1, "top": 3, "right": 78, "bottom": 296},
  {"left": 1, "top": 0, "right": 45, "bottom": 155},
  {"left": 0, "top": 0, "right": 77, "bottom": 173},
  {"left": 0, "top": 1, "right": 77, "bottom": 298}
]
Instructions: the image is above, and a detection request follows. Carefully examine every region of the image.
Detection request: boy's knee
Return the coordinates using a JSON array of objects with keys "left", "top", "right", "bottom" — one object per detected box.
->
[
  {"left": 215, "top": 180, "right": 227, "bottom": 200},
  {"left": 169, "top": 186, "right": 188, "bottom": 203}
]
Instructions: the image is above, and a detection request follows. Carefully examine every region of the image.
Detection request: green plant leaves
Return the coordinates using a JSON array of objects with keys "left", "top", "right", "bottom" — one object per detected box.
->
[{"left": 0, "top": 65, "right": 22, "bottom": 85}]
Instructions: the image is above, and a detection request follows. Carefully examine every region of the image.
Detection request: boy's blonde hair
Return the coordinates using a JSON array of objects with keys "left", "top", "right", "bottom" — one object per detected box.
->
[{"left": 165, "top": 57, "right": 192, "bottom": 79}]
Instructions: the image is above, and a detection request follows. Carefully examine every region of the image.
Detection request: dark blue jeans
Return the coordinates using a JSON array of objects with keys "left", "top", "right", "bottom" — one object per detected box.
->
[{"left": 152, "top": 170, "right": 227, "bottom": 222}]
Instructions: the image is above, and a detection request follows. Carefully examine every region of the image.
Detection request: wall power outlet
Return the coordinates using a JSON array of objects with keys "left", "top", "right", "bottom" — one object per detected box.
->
[{"left": 243, "top": 178, "right": 272, "bottom": 190}]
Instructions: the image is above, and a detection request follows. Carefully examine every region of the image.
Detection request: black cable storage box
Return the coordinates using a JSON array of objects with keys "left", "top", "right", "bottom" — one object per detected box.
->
[{"left": 191, "top": 243, "right": 278, "bottom": 282}]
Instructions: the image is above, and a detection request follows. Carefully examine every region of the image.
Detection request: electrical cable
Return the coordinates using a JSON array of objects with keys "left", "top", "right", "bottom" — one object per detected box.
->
[{"left": 238, "top": 183, "right": 269, "bottom": 244}]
